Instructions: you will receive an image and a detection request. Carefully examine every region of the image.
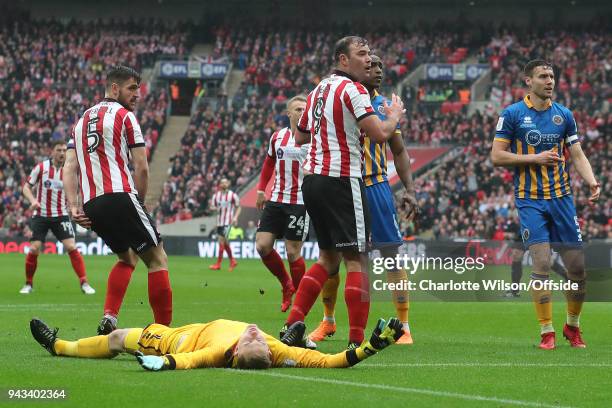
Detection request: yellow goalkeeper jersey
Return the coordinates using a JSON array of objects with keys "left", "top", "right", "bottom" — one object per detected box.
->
[{"left": 137, "top": 319, "right": 349, "bottom": 370}]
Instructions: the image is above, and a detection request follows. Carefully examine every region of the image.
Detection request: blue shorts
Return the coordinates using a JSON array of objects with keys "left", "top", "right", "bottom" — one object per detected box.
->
[
  {"left": 365, "top": 181, "right": 403, "bottom": 247},
  {"left": 515, "top": 195, "right": 582, "bottom": 248}
]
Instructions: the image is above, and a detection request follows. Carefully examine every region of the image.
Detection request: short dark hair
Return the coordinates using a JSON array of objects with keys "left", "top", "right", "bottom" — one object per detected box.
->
[
  {"left": 370, "top": 54, "right": 382, "bottom": 69},
  {"left": 105, "top": 65, "right": 141, "bottom": 89},
  {"left": 51, "top": 139, "right": 67, "bottom": 149},
  {"left": 523, "top": 59, "right": 553, "bottom": 77},
  {"left": 334, "top": 36, "right": 368, "bottom": 63}
]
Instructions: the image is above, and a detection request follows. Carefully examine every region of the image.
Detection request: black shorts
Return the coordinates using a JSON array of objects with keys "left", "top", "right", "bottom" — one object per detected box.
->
[
  {"left": 302, "top": 174, "right": 370, "bottom": 252},
  {"left": 257, "top": 201, "right": 310, "bottom": 241},
  {"left": 30, "top": 215, "right": 75, "bottom": 243},
  {"left": 83, "top": 192, "right": 161, "bottom": 254},
  {"left": 216, "top": 225, "right": 232, "bottom": 239}
]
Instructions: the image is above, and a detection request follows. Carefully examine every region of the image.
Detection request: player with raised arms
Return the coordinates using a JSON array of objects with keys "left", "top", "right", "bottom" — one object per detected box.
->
[
  {"left": 63, "top": 65, "right": 173, "bottom": 335},
  {"left": 255, "top": 95, "right": 309, "bottom": 312},
  {"left": 491, "top": 59, "right": 600, "bottom": 349}
]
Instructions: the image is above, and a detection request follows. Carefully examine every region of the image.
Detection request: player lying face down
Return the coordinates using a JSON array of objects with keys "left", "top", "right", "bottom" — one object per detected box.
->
[{"left": 30, "top": 317, "right": 403, "bottom": 370}]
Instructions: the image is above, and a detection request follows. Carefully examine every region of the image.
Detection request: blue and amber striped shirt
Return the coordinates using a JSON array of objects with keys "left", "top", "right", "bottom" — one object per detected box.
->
[
  {"left": 494, "top": 95, "right": 579, "bottom": 199},
  {"left": 362, "top": 90, "right": 401, "bottom": 186}
]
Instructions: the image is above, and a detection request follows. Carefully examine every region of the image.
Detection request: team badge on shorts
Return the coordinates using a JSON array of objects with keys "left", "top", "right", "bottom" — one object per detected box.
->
[
  {"left": 552, "top": 115, "right": 564, "bottom": 125},
  {"left": 522, "top": 228, "right": 530, "bottom": 242}
]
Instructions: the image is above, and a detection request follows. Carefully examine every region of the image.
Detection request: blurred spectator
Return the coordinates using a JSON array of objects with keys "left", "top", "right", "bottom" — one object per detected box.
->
[{"left": 245, "top": 220, "right": 257, "bottom": 241}]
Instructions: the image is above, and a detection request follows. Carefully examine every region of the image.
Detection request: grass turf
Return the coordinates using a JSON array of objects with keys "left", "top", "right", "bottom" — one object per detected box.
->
[{"left": 2, "top": 253, "right": 611, "bottom": 407}]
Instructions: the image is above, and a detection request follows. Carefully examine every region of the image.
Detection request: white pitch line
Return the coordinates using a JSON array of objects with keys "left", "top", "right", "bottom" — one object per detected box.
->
[
  {"left": 230, "top": 369, "right": 573, "bottom": 408},
  {"left": 362, "top": 362, "right": 612, "bottom": 368},
  {"left": 0, "top": 304, "right": 87, "bottom": 307}
]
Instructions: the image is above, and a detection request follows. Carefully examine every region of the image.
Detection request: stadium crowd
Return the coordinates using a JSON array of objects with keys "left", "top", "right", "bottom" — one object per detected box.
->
[
  {"left": 156, "top": 25, "right": 479, "bottom": 222},
  {"left": 396, "top": 23, "right": 611, "bottom": 240},
  {"left": 0, "top": 14, "right": 188, "bottom": 237},
  {"left": 0, "top": 15, "right": 608, "bottom": 240}
]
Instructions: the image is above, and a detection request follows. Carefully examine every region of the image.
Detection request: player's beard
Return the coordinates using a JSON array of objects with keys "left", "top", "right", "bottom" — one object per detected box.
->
[
  {"left": 117, "top": 91, "right": 135, "bottom": 111},
  {"left": 533, "top": 87, "right": 552, "bottom": 102}
]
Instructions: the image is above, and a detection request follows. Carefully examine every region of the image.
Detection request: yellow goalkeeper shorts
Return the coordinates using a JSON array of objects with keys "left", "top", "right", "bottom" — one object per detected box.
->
[{"left": 135, "top": 324, "right": 181, "bottom": 356}]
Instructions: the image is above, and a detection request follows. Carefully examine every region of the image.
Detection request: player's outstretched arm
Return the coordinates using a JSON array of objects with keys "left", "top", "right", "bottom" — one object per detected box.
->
[
  {"left": 279, "top": 318, "right": 404, "bottom": 368},
  {"left": 349, "top": 318, "right": 404, "bottom": 363},
  {"left": 568, "top": 143, "right": 600, "bottom": 203},
  {"left": 135, "top": 351, "right": 167, "bottom": 371},
  {"left": 135, "top": 346, "right": 226, "bottom": 371}
]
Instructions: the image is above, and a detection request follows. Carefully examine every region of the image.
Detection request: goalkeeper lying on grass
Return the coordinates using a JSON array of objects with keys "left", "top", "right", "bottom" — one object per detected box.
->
[{"left": 30, "top": 318, "right": 402, "bottom": 370}]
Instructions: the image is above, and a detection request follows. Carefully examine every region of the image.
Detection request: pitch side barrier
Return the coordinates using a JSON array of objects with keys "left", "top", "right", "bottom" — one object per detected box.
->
[{"left": 1, "top": 237, "right": 610, "bottom": 301}]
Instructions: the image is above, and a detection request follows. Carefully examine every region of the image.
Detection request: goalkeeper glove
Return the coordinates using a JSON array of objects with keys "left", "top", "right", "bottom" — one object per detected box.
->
[
  {"left": 135, "top": 351, "right": 168, "bottom": 371},
  {"left": 360, "top": 317, "right": 404, "bottom": 357}
]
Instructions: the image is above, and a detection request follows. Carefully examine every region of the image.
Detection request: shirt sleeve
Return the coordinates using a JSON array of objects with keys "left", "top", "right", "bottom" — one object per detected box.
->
[
  {"left": 494, "top": 108, "right": 515, "bottom": 143},
  {"left": 297, "top": 92, "right": 313, "bottom": 134},
  {"left": 564, "top": 109, "right": 579, "bottom": 146},
  {"left": 269, "top": 339, "right": 349, "bottom": 368},
  {"left": 124, "top": 112, "right": 145, "bottom": 148},
  {"left": 344, "top": 82, "right": 375, "bottom": 121},
  {"left": 267, "top": 132, "right": 277, "bottom": 158},
  {"left": 164, "top": 346, "right": 227, "bottom": 369},
  {"left": 27, "top": 163, "right": 42, "bottom": 186},
  {"left": 233, "top": 192, "right": 240, "bottom": 206}
]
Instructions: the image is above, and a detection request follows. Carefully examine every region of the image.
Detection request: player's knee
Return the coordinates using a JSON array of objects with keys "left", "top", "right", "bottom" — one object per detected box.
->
[
  {"left": 285, "top": 244, "right": 302, "bottom": 263},
  {"left": 118, "top": 251, "right": 138, "bottom": 268},
  {"left": 64, "top": 242, "right": 76, "bottom": 252},
  {"left": 531, "top": 255, "right": 552, "bottom": 274},
  {"left": 255, "top": 239, "right": 272, "bottom": 257},
  {"left": 121, "top": 258, "right": 138, "bottom": 269},
  {"left": 152, "top": 248, "right": 168, "bottom": 270},
  {"left": 28, "top": 244, "right": 41, "bottom": 255},
  {"left": 318, "top": 253, "right": 341, "bottom": 274},
  {"left": 108, "top": 329, "right": 129, "bottom": 353},
  {"left": 159, "top": 248, "right": 168, "bottom": 266},
  {"left": 567, "top": 266, "right": 586, "bottom": 282},
  {"left": 286, "top": 251, "right": 300, "bottom": 263}
]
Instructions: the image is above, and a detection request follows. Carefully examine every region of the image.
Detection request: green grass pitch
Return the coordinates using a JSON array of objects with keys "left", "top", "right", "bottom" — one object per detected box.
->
[{"left": 2, "top": 253, "right": 611, "bottom": 407}]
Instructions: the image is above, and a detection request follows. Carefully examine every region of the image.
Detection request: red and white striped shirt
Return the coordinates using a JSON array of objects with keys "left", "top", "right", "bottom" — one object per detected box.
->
[
  {"left": 27, "top": 160, "right": 69, "bottom": 217},
  {"left": 211, "top": 190, "right": 240, "bottom": 226},
  {"left": 68, "top": 99, "right": 144, "bottom": 204},
  {"left": 267, "top": 127, "right": 307, "bottom": 205},
  {"left": 298, "top": 71, "right": 375, "bottom": 178}
]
